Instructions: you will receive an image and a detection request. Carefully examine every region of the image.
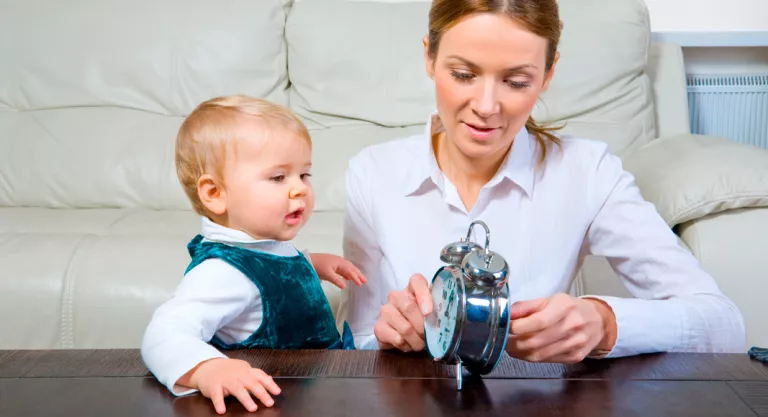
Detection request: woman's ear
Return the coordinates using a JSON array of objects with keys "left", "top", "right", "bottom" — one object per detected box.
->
[
  {"left": 542, "top": 51, "right": 560, "bottom": 92},
  {"left": 423, "top": 35, "right": 435, "bottom": 80},
  {"left": 197, "top": 174, "right": 227, "bottom": 216}
]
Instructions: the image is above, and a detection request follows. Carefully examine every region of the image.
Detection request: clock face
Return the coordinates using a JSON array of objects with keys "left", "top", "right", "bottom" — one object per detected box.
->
[{"left": 425, "top": 267, "right": 461, "bottom": 360}]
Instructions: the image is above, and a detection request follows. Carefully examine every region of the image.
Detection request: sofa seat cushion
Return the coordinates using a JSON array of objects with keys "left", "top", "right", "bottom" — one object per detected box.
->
[{"left": 0, "top": 208, "right": 345, "bottom": 349}]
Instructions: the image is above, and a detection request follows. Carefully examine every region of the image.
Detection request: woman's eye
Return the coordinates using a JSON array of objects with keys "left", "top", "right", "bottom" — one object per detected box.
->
[
  {"left": 506, "top": 80, "right": 531, "bottom": 89},
  {"left": 450, "top": 70, "right": 475, "bottom": 82}
]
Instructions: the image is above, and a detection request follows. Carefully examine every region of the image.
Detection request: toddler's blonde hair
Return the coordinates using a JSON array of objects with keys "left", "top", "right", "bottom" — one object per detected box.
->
[{"left": 175, "top": 95, "right": 311, "bottom": 216}]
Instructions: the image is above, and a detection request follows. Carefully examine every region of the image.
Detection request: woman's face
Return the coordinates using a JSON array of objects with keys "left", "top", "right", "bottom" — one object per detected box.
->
[{"left": 425, "top": 13, "right": 557, "bottom": 160}]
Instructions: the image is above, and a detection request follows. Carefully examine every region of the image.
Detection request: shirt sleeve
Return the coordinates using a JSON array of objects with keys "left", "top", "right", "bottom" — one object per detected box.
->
[
  {"left": 338, "top": 157, "right": 386, "bottom": 350},
  {"left": 582, "top": 145, "right": 746, "bottom": 358},
  {"left": 140, "top": 259, "right": 260, "bottom": 395}
]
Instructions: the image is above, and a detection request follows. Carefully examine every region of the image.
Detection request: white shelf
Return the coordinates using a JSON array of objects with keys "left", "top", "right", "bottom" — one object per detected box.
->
[{"left": 652, "top": 31, "right": 768, "bottom": 47}]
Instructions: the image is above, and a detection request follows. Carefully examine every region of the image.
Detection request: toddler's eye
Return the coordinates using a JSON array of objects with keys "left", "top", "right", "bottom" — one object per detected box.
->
[
  {"left": 270, "top": 175, "right": 285, "bottom": 182},
  {"left": 301, "top": 173, "right": 312, "bottom": 180}
]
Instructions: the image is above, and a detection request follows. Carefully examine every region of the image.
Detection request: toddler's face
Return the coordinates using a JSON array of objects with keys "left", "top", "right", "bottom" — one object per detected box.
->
[{"left": 222, "top": 121, "right": 314, "bottom": 241}]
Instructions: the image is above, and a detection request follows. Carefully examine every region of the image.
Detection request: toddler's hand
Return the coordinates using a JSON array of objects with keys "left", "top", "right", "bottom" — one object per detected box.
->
[
  {"left": 188, "top": 358, "right": 281, "bottom": 414},
  {"left": 310, "top": 253, "right": 367, "bottom": 289}
]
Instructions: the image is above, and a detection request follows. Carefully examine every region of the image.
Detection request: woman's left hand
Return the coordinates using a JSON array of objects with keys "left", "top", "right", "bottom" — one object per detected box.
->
[
  {"left": 310, "top": 253, "right": 368, "bottom": 289},
  {"left": 506, "top": 293, "right": 617, "bottom": 364}
]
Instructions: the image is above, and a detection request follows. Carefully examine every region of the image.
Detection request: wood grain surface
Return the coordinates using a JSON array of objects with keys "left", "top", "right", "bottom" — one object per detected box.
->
[
  {"left": 2, "top": 349, "right": 767, "bottom": 416},
  {"left": 1, "top": 349, "right": 767, "bottom": 381}
]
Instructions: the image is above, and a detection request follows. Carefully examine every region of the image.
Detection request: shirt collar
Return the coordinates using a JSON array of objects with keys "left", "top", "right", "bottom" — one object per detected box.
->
[
  {"left": 403, "top": 112, "right": 536, "bottom": 197},
  {"left": 200, "top": 217, "right": 298, "bottom": 254}
]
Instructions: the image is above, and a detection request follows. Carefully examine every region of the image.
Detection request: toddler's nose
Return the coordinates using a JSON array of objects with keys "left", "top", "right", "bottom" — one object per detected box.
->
[{"left": 289, "top": 183, "right": 308, "bottom": 199}]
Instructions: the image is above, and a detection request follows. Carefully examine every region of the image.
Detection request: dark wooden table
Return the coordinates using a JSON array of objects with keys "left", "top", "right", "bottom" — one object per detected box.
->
[{"left": 1, "top": 349, "right": 767, "bottom": 416}]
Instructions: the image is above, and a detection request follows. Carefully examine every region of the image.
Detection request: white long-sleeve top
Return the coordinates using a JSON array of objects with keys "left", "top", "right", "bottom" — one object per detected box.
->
[
  {"left": 338, "top": 112, "right": 746, "bottom": 356},
  {"left": 141, "top": 217, "right": 311, "bottom": 396}
]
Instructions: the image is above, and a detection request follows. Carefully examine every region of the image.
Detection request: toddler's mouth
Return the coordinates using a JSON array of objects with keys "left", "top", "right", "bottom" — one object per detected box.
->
[{"left": 285, "top": 207, "right": 304, "bottom": 225}]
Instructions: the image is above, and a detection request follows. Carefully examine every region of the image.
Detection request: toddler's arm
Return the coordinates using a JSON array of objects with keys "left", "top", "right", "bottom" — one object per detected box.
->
[{"left": 141, "top": 259, "right": 260, "bottom": 396}]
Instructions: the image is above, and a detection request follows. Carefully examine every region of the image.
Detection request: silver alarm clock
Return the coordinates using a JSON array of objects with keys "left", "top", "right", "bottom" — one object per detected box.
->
[{"left": 423, "top": 220, "right": 511, "bottom": 390}]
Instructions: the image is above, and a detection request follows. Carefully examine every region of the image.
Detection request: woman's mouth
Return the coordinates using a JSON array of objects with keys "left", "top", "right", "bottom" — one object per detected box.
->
[
  {"left": 464, "top": 122, "right": 499, "bottom": 140},
  {"left": 285, "top": 208, "right": 304, "bottom": 225}
]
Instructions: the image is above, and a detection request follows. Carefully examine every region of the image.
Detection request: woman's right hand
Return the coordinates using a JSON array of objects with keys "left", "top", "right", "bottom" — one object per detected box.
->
[{"left": 373, "top": 274, "right": 434, "bottom": 352}]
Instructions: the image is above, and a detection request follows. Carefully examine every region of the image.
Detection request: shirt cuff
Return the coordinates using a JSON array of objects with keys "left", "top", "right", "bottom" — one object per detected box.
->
[
  {"left": 356, "top": 334, "right": 380, "bottom": 350},
  {"left": 578, "top": 295, "right": 684, "bottom": 358},
  {"left": 163, "top": 347, "right": 228, "bottom": 396}
]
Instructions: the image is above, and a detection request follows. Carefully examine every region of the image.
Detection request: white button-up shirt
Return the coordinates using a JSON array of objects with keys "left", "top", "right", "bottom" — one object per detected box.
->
[{"left": 338, "top": 113, "right": 746, "bottom": 356}]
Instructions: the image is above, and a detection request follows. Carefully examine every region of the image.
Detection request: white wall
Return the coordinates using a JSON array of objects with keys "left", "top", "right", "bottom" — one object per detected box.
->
[
  {"left": 684, "top": 47, "right": 768, "bottom": 75},
  {"left": 323, "top": 0, "right": 768, "bottom": 32},
  {"left": 644, "top": 0, "right": 768, "bottom": 32}
]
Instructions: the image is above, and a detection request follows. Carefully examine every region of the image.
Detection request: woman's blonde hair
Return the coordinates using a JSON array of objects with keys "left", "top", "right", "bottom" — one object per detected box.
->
[
  {"left": 175, "top": 95, "right": 311, "bottom": 216},
  {"left": 428, "top": 0, "right": 564, "bottom": 163}
]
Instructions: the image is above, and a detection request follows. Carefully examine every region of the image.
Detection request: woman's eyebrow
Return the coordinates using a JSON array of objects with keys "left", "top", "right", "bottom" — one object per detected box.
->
[{"left": 445, "top": 54, "right": 538, "bottom": 72}]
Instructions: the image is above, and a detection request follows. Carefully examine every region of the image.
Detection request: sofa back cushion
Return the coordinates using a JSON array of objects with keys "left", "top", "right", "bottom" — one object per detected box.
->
[
  {"left": 0, "top": 0, "right": 290, "bottom": 209},
  {"left": 286, "top": 0, "right": 656, "bottom": 157},
  {"left": 287, "top": 1, "right": 434, "bottom": 129}
]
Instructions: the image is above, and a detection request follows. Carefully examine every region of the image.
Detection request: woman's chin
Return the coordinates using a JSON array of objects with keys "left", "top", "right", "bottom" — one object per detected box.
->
[{"left": 457, "top": 138, "right": 506, "bottom": 159}]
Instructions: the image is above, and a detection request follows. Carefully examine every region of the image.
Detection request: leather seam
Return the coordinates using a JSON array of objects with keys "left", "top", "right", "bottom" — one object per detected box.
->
[
  {"left": 58, "top": 234, "right": 92, "bottom": 349},
  {"left": 670, "top": 193, "right": 768, "bottom": 225}
]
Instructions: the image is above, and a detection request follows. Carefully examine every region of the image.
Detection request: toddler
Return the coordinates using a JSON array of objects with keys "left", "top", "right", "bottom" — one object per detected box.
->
[{"left": 141, "top": 95, "right": 366, "bottom": 414}]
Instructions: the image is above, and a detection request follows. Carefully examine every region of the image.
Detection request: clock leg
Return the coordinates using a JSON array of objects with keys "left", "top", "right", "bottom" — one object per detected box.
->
[{"left": 456, "top": 361, "right": 463, "bottom": 390}]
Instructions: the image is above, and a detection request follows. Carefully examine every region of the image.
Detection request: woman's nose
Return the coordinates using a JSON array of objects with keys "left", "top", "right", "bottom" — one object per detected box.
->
[{"left": 472, "top": 80, "right": 500, "bottom": 118}]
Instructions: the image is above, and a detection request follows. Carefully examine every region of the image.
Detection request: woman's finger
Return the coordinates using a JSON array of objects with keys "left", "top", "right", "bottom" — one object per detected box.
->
[
  {"left": 509, "top": 315, "right": 570, "bottom": 353},
  {"left": 525, "top": 330, "right": 591, "bottom": 363},
  {"left": 374, "top": 318, "right": 412, "bottom": 352},
  {"left": 510, "top": 297, "right": 572, "bottom": 336},
  {"left": 381, "top": 303, "right": 425, "bottom": 351},
  {"left": 509, "top": 298, "right": 548, "bottom": 320},
  {"left": 388, "top": 291, "right": 426, "bottom": 337},
  {"left": 407, "top": 274, "right": 433, "bottom": 315}
]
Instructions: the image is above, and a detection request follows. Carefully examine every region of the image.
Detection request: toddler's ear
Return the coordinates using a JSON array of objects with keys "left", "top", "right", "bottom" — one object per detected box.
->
[{"left": 197, "top": 174, "right": 227, "bottom": 215}]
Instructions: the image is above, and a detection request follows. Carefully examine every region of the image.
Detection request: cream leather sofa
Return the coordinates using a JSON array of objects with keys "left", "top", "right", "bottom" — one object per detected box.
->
[{"left": 2, "top": 0, "right": 767, "bottom": 351}]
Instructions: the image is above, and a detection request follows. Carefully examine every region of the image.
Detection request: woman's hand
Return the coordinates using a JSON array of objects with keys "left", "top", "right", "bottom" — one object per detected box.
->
[
  {"left": 374, "top": 274, "right": 433, "bottom": 352},
  {"left": 506, "top": 293, "right": 617, "bottom": 364},
  {"left": 310, "top": 253, "right": 367, "bottom": 289}
]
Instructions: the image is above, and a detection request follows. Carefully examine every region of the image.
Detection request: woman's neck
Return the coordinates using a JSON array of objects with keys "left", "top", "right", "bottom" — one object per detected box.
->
[{"left": 432, "top": 132, "right": 510, "bottom": 211}]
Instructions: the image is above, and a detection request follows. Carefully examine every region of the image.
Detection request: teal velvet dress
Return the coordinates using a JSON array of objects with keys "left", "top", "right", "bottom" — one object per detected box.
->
[{"left": 185, "top": 234, "right": 355, "bottom": 350}]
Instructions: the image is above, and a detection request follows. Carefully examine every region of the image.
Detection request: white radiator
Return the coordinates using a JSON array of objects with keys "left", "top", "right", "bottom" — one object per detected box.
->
[{"left": 687, "top": 74, "right": 768, "bottom": 148}]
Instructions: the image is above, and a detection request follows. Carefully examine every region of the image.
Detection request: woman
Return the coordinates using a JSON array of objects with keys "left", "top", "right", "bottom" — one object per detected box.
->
[{"left": 337, "top": 0, "right": 745, "bottom": 363}]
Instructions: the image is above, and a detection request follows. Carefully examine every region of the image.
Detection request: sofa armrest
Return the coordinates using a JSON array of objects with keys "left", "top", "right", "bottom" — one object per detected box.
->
[
  {"left": 647, "top": 42, "right": 691, "bottom": 138},
  {"left": 676, "top": 207, "right": 768, "bottom": 349},
  {"left": 623, "top": 134, "right": 768, "bottom": 228}
]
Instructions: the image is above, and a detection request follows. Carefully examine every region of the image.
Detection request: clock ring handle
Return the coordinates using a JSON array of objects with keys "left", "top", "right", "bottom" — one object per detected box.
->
[{"left": 466, "top": 220, "right": 491, "bottom": 253}]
